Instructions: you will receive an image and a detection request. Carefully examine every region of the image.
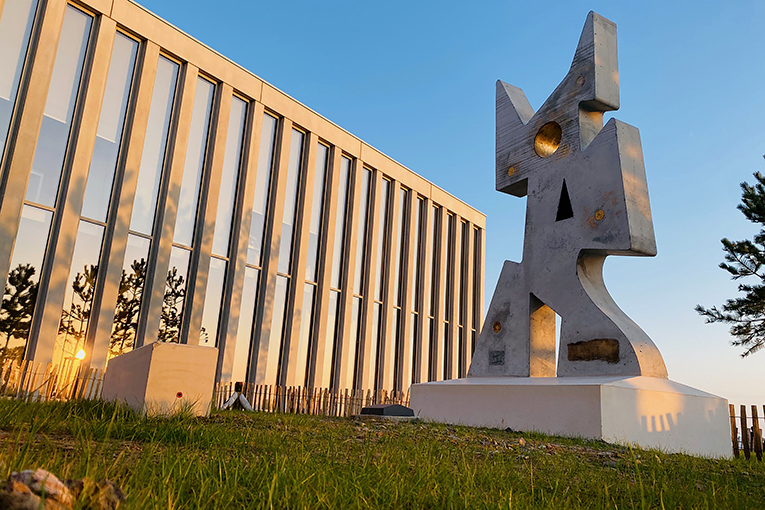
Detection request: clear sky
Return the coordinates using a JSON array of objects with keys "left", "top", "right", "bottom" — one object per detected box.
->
[{"left": 139, "top": 0, "right": 765, "bottom": 404}]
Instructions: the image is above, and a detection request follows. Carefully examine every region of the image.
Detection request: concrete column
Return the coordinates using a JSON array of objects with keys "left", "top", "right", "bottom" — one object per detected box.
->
[
  {"left": 249, "top": 117, "right": 291, "bottom": 385},
  {"left": 461, "top": 219, "right": 475, "bottom": 376},
  {"left": 217, "top": 101, "right": 264, "bottom": 382},
  {"left": 432, "top": 206, "right": 447, "bottom": 381},
  {"left": 335, "top": 158, "right": 362, "bottom": 390},
  {"left": 29, "top": 17, "right": 117, "bottom": 365},
  {"left": 378, "top": 180, "right": 400, "bottom": 391},
  {"left": 183, "top": 86, "right": 232, "bottom": 346},
  {"left": 413, "top": 199, "right": 433, "bottom": 384},
  {"left": 447, "top": 214, "right": 461, "bottom": 379},
  {"left": 137, "top": 63, "right": 198, "bottom": 346},
  {"left": 307, "top": 145, "right": 341, "bottom": 388},
  {"left": 283, "top": 131, "right": 317, "bottom": 387},
  {"left": 398, "top": 191, "right": 416, "bottom": 393},
  {"left": 0, "top": 0, "right": 67, "bottom": 296},
  {"left": 358, "top": 170, "right": 382, "bottom": 390},
  {"left": 87, "top": 42, "right": 159, "bottom": 370}
]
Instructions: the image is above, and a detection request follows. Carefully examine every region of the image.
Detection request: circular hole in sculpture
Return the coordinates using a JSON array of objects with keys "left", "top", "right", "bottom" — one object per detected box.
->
[{"left": 534, "top": 122, "right": 562, "bottom": 157}]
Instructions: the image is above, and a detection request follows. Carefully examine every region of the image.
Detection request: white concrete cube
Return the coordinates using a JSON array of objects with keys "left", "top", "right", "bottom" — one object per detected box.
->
[
  {"left": 101, "top": 342, "right": 218, "bottom": 416},
  {"left": 410, "top": 376, "right": 731, "bottom": 458}
]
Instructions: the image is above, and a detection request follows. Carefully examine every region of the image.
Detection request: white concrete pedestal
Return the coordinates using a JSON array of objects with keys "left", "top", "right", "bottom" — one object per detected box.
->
[
  {"left": 410, "top": 376, "right": 730, "bottom": 458},
  {"left": 101, "top": 342, "right": 218, "bottom": 417}
]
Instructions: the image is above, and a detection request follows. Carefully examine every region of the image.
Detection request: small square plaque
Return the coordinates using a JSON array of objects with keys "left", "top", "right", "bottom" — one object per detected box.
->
[{"left": 489, "top": 350, "right": 505, "bottom": 366}]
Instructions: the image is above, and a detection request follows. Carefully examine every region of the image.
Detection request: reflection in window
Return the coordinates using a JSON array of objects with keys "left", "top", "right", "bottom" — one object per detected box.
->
[
  {"left": 352, "top": 169, "right": 371, "bottom": 295},
  {"left": 81, "top": 33, "right": 138, "bottom": 223},
  {"left": 26, "top": 6, "right": 92, "bottom": 208},
  {"left": 0, "top": 0, "right": 39, "bottom": 159},
  {"left": 158, "top": 246, "right": 190, "bottom": 342},
  {"left": 174, "top": 77, "right": 215, "bottom": 247},
  {"left": 54, "top": 221, "right": 103, "bottom": 367},
  {"left": 247, "top": 113, "right": 277, "bottom": 265},
  {"left": 232, "top": 266, "right": 259, "bottom": 382},
  {"left": 268, "top": 275, "right": 289, "bottom": 384},
  {"left": 211, "top": 97, "right": 247, "bottom": 257},
  {"left": 0, "top": 205, "right": 51, "bottom": 364},
  {"left": 473, "top": 227, "right": 482, "bottom": 354},
  {"left": 321, "top": 290, "right": 339, "bottom": 388},
  {"left": 330, "top": 157, "right": 351, "bottom": 289},
  {"left": 130, "top": 56, "right": 179, "bottom": 235},
  {"left": 305, "top": 143, "right": 328, "bottom": 282},
  {"left": 295, "top": 283, "right": 315, "bottom": 386},
  {"left": 393, "top": 188, "right": 408, "bottom": 307},
  {"left": 277, "top": 129, "right": 305, "bottom": 275},
  {"left": 199, "top": 257, "right": 225, "bottom": 347},
  {"left": 109, "top": 234, "right": 149, "bottom": 358}
]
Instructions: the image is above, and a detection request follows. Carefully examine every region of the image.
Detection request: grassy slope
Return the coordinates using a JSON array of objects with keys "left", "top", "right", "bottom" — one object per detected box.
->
[{"left": 0, "top": 400, "right": 763, "bottom": 509}]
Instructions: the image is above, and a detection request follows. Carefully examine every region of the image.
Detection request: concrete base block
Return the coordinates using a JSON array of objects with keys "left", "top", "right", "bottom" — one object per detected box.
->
[
  {"left": 101, "top": 342, "right": 218, "bottom": 417},
  {"left": 410, "top": 376, "right": 730, "bottom": 458}
]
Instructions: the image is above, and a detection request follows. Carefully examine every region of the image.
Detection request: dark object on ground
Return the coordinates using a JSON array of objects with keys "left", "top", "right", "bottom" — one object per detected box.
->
[
  {"left": 360, "top": 404, "right": 414, "bottom": 417},
  {"left": 221, "top": 381, "right": 254, "bottom": 411},
  {"left": 0, "top": 469, "right": 125, "bottom": 510}
]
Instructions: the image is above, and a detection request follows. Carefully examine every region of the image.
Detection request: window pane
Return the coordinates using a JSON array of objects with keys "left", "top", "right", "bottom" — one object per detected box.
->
[
  {"left": 130, "top": 56, "right": 179, "bottom": 235},
  {"left": 231, "top": 266, "right": 259, "bottom": 383},
  {"left": 211, "top": 96, "right": 247, "bottom": 256},
  {"left": 473, "top": 227, "right": 482, "bottom": 331},
  {"left": 389, "top": 308, "right": 400, "bottom": 391},
  {"left": 410, "top": 312, "right": 417, "bottom": 383},
  {"left": 428, "top": 205, "right": 439, "bottom": 317},
  {"left": 394, "top": 188, "right": 408, "bottom": 306},
  {"left": 277, "top": 129, "right": 304, "bottom": 275},
  {"left": 267, "top": 275, "right": 289, "bottom": 384},
  {"left": 411, "top": 198, "right": 424, "bottom": 311},
  {"left": 0, "top": 205, "right": 51, "bottom": 364},
  {"left": 370, "top": 302, "right": 381, "bottom": 388},
  {"left": 158, "top": 246, "right": 190, "bottom": 343},
  {"left": 54, "top": 220, "right": 103, "bottom": 367},
  {"left": 330, "top": 157, "right": 351, "bottom": 289},
  {"left": 174, "top": 77, "right": 214, "bottom": 247},
  {"left": 320, "top": 289, "right": 339, "bottom": 388},
  {"left": 0, "top": 0, "right": 38, "bottom": 159},
  {"left": 247, "top": 113, "right": 277, "bottom": 265},
  {"left": 349, "top": 296, "right": 361, "bottom": 388},
  {"left": 200, "top": 256, "right": 226, "bottom": 348},
  {"left": 458, "top": 220, "right": 468, "bottom": 326},
  {"left": 26, "top": 6, "right": 92, "bottom": 207},
  {"left": 444, "top": 214, "right": 455, "bottom": 318},
  {"left": 305, "top": 143, "right": 328, "bottom": 282},
  {"left": 373, "top": 179, "right": 390, "bottom": 302},
  {"left": 295, "top": 283, "right": 315, "bottom": 386},
  {"left": 81, "top": 33, "right": 138, "bottom": 223},
  {"left": 109, "top": 234, "right": 149, "bottom": 358},
  {"left": 352, "top": 169, "right": 371, "bottom": 295}
]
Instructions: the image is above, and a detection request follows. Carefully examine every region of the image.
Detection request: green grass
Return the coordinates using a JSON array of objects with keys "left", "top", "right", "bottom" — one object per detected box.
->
[{"left": 0, "top": 400, "right": 763, "bottom": 509}]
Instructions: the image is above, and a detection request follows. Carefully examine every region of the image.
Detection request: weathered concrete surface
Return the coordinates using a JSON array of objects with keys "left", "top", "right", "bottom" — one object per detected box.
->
[
  {"left": 468, "top": 12, "right": 667, "bottom": 378},
  {"left": 411, "top": 377, "right": 731, "bottom": 458},
  {"left": 101, "top": 342, "right": 217, "bottom": 416}
]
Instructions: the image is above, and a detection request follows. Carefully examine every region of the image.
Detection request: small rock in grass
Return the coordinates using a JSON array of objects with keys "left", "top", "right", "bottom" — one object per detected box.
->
[{"left": 0, "top": 469, "right": 124, "bottom": 510}]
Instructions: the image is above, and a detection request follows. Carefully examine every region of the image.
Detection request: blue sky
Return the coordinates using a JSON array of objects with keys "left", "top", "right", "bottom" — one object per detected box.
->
[{"left": 140, "top": 0, "right": 765, "bottom": 404}]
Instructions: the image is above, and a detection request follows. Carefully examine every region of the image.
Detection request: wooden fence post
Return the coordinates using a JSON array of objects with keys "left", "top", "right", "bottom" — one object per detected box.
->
[
  {"left": 752, "top": 405, "right": 763, "bottom": 461},
  {"left": 730, "top": 404, "right": 739, "bottom": 458},
  {"left": 741, "top": 404, "right": 751, "bottom": 460}
]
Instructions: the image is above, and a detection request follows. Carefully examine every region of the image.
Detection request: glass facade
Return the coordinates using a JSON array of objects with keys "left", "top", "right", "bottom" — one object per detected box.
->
[{"left": 0, "top": 0, "right": 484, "bottom": 396}]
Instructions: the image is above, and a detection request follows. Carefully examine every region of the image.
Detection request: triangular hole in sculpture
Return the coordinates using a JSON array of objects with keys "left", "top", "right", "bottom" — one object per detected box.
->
[{"left": 555, "top": 180, "right": 574, "bottom": 221}]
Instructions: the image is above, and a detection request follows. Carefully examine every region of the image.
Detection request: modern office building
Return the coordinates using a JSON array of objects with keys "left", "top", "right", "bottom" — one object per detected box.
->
[{"left": 0, "top": 0, "right": 485, "bottom": 393}]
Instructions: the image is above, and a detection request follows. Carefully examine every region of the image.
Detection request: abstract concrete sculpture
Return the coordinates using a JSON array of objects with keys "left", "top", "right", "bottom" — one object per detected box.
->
[
  {"left": 410, "top": 12, "right": 731, "bottom": 458},
  {"left": 468, "top": 12, "right": 667, "bottom": 379}
]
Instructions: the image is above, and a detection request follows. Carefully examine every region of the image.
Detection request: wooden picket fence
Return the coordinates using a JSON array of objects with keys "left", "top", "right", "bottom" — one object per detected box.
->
[
  {"left": 213, "top": 382, "right": 409, "bottom": 418},
  {"left": 729, "top": 404, "right": 765, "bottom": 460},
  {"left": 0, "top": 358, "right": 104, "bottom": 402}
]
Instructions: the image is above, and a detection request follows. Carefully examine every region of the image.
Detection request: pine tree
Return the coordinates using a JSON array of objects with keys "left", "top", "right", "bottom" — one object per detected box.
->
[
  {"left": 110, "top": 258, "right": 146, "bottom": 357},
  {"left": 0, "top": 264, "right": 39, "bottom": 363},
  {"left": 158, "top": 266, "right": 186, "bottom": 343},
  {"left": 696, "top": 171, "right": 765, "bottom": 356}
]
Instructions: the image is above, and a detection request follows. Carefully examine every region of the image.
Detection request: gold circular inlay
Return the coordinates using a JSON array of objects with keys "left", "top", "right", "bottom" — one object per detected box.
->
[
  {"left": 507, "top": 166, "right": 515, "bottom": 177},
  {"left": 534, "top": 122, "right": 562, "bottom": 157},
  {"left": 594, "top": 209, "right": 605, "bottom": 221},
  {"left": 493, "top": 322, "right": 502, "bottom": 333}
]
